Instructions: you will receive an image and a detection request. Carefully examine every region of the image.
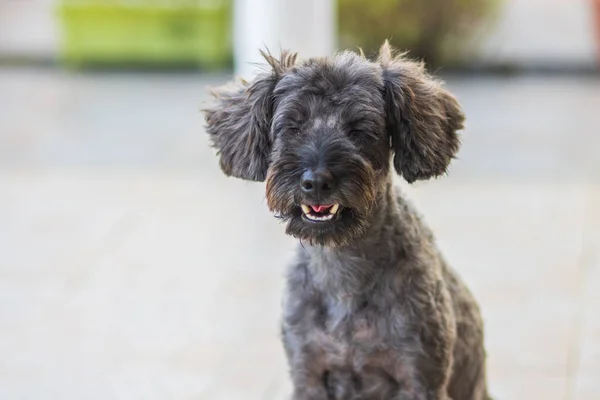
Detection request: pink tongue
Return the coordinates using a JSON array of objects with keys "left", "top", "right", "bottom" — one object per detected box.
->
[{"left": 310, "top": 205, "right": 332, "bottom": 213}]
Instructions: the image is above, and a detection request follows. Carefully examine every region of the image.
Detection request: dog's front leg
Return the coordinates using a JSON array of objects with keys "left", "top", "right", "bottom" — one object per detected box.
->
[
  {"left": 392, "top": 386, "right": 451, "bottom": 400},
  {"left": 292, "top": 386, "right": 329, "bottom": 400},
  {"left": 388, "top": 296, "right": 455, "bottom": 400},
  {"left": 289, "top": 367, "right": 329, "bottom": 400},
  {"left": 283, "top": 330, "right": 330, "bottom": 400}
]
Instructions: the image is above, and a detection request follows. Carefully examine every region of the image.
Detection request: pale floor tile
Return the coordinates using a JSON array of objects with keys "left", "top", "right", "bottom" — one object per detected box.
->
[
  {"left": 573, "top": 371, "right": 600, "bottom": 400},
  {"left": 1, "top": 71, "right": 599, "bottom": 398},
  {"left": 488, "top": 368, "right": 569, "bottom": 400},
  {"left": 577, "top": 306, "right": 600, "bottom": 375}
]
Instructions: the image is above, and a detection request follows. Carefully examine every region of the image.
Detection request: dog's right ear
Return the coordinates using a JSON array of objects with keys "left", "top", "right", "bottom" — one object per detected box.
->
[{"left": 204, "top": 50, "right": 297, "bottom": 181}]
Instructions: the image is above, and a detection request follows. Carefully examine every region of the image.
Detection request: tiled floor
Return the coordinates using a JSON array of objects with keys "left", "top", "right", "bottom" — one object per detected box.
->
[{"left": 0, "top": 68, "right": 598, "bottom": 399}]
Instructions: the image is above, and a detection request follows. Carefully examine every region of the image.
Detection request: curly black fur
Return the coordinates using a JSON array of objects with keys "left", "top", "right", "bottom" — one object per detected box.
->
[{"left": 204, "top": 41, "right": 489, "bottom": 400}]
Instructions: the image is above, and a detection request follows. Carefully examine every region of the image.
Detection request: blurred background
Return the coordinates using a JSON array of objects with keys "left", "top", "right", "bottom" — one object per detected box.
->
[{"left": 0, "top": 0, "right": 599, "bottom": 399}]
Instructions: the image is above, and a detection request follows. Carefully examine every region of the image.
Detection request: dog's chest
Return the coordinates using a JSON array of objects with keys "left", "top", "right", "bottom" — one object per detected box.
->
[
  {"left": 319, "top": 296, "right": 414, "bottom": 371},
  {"left": 301, "top": 295, "right": 418, "bottom": 397}
]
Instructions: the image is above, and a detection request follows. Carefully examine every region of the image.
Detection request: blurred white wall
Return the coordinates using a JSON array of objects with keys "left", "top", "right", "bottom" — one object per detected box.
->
[
  {"left": 233, "top": 0, "right": 335, "bottom": 78},
  {"left": 0, "top": 0, "right": 59, "bottom": 59},
  {"left": 475, "top": 0, "right": 598, "bottom": 67}
]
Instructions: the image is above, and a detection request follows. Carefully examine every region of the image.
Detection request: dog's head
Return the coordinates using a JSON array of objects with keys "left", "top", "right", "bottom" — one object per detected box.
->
[{"left": 204, "top": 41, "right": 464, "bottom": 247}]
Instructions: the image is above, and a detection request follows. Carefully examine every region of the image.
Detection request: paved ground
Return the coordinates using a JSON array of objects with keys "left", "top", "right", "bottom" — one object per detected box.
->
[{"left": 0, "top": 67, "right": 599, "bottom": 400}]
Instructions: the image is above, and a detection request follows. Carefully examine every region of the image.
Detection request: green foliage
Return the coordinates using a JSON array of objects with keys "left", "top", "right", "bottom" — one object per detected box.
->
[{"left": 338, "top": 0, "right": 501, "bottom": 66}]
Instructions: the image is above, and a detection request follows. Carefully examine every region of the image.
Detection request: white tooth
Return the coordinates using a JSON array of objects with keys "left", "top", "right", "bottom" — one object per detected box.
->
[
  {"left": 329, "top": 204, "right": 340, "bottom": 214},
  {"left": 301, "top": 205, "right": 311, "bottom": 215},
  {"left": 305, "top": 213, "right": 334, "bottom": 222}
]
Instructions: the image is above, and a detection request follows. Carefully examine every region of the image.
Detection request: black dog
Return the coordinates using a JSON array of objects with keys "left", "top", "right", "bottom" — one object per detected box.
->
[{"left": 204, "top": 41, "right": 490, "bottom": 400}]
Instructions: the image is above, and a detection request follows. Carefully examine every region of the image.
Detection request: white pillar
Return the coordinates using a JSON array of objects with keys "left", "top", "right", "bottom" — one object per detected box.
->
[{"left": 233, "top": 0, "right": 335, "bottom": 79}]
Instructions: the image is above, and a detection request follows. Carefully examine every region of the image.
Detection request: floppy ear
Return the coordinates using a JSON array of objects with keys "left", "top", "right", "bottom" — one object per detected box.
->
[
  {"left": 204, "top": 50, "right": 297, "bottom": 181},
  {"left": 378, "top": 41, "right": 464, "bottom": 183}
]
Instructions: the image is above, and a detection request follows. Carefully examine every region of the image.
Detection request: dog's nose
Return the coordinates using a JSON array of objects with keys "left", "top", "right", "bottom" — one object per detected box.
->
[{"left": 301, "top": 168, "right": 335, "bottom": 196}]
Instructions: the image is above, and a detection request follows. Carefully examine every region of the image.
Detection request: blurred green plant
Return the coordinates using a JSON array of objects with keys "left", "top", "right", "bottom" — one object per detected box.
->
[
  {"left": 338, "top": 0, "right": 501, "bottom": 66},
  {"left": 57, "top": 0, "right": 232, "bottom": 69}
]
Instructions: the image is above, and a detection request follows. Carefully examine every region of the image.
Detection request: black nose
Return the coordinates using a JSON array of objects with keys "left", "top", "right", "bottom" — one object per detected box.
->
[{"left": 301, "top": 168, "right": 335, "bottom": 196}]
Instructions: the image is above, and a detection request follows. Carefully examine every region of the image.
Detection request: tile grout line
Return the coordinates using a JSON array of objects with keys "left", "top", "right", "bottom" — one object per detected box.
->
[{"left": 563, "top": 187, "right": 596, "bottom": 400}]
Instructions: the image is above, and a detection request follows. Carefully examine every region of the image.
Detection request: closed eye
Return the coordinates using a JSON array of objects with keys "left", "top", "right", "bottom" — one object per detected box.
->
[
  {"left": 347, "top": 117, "right": 380, "bottom": 140},
  {"left": 281, "top": 125, "right": 301, "bottom": 135},
  {"left": 349, "top": 128, "right": 379, "bottom": 141}
]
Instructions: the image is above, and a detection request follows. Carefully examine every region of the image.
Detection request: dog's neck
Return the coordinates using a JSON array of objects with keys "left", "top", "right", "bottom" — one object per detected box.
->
[{"left": 303, "top": 178, "right": 423, "bottom": 304}]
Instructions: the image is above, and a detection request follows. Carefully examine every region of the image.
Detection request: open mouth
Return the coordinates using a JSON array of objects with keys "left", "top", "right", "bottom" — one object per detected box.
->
[{"left": 300, "top": 203, "right": 340, "bottom": 222}]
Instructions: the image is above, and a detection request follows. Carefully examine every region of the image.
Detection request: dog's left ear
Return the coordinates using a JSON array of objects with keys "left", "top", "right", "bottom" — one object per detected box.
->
[
  {"left": 378, "top": 41, "right": 464, "bottom": 183},
  {"left": 204, "top": 50, "right": 297, "bottom": 181}
]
